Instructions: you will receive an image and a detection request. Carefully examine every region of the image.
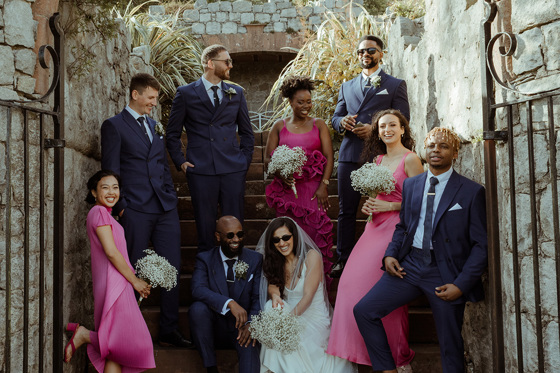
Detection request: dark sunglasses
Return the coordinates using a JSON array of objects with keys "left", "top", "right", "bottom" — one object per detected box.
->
[
  {"left": 212, "top": 58, "right": 233, "bottom": 66},
  {"left": 272, "top": 234, "right": 293, "bottom": 244},
  {"left": 222, "top": 231, "right": 244, "bottom": 239},
  {"left": 357, "top": 47, "right": 379, "bottom": 56}
]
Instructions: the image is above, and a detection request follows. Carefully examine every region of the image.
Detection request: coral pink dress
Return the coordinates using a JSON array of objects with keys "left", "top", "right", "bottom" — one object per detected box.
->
[
  {"left": 266, "top": 120, "right": 334, "bottom": 283},
  {"left": 86, "top": 205, "right": 155, "bottom": 372},
  {"left": 327, "top": 153, "right": 415, "bottom": 367}
]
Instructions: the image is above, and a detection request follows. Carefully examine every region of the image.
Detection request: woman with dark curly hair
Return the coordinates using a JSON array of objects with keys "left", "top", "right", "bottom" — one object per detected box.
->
[
  {"left": 327, "top": 109, "right": 424, "bottom": 372},
  {"left": 256, "top": 217, "right": 355, "bottom": 372},
  {"left": 264, "top": 75, "right": 335, "bottom": 287}
]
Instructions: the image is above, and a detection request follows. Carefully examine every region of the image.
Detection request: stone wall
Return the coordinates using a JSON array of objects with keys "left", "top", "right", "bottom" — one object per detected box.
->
[
  {"left": 385, "top": 0, "right": 560, "bottom": 371},
  {"left": 0, "top": 1, "right": 151, "bottom": 371}
]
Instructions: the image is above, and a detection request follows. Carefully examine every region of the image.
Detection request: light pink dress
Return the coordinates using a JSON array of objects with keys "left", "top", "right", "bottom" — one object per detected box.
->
[
  {"left": 327, "top": 153, "right": 415, "bottom": 366},
  {"left": 266, "top": 120, "right": 334, "bottom": 285},
  {"left": 86, "top": 205, "right": 155, "bottom": 372}
]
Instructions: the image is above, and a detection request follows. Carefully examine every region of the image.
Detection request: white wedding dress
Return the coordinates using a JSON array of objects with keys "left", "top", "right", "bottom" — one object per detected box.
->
[{"left": 260, "top": 265, "right": 356, "bottom": 373}]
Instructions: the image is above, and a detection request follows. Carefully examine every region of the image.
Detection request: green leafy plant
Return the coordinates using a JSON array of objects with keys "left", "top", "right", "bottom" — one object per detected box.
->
[{"left": 389, "top": 0, "right": 426, "bottom": 19}]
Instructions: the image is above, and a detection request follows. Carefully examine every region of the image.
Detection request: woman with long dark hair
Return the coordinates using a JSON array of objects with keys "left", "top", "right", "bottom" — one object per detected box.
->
[
  {"left": 327, "top": 109, "right": 424, "bottom": 372},
  {"left": 256, "top": 217, "right": 355, "bottom": 373}
]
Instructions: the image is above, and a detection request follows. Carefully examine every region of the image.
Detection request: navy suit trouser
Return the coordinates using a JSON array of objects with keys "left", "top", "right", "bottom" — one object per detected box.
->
[
  {"left": 189, "top": 301, "right": 260, "bottom": 371},
  {"left": 119, "top": 207, "right": 181, "bottom": 335},
  {"left": 354, "top": 248, "right": 466, "bottom": 372},
  {"left": 337, "top": 161, "right": 362, "bottom": 261},
  {"left": 187, "top": 170, "right": 246, "bottom": 252}
]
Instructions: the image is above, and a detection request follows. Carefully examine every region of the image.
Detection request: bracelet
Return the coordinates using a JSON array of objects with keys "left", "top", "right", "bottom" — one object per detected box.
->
[{"left": 389, "top": 202, "right": 393, "bottom": 211}]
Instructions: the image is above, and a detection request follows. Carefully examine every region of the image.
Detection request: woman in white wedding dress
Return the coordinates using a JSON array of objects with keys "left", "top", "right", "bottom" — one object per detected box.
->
[{"left": 256, "top": 217, "right": 356, "bottom": 373}]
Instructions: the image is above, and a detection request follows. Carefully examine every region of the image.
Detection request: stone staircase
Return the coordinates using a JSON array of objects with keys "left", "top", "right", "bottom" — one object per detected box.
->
[{"left": 109, "top": 132, "right": 442, "bottom": 372}]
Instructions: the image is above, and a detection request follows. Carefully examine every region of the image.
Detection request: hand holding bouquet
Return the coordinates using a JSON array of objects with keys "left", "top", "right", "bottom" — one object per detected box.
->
[
  {"left": 135, "top": 249, "right": 178, "bottom": 305},
  {"left": 350, "top": 163, "right": 397, "bottom": 222},
  {"left": 250, "top": 305, "right": 302, "bottom": 354},
  {"left": 266, "top": 145, "right": 307, "bottom": 198}
]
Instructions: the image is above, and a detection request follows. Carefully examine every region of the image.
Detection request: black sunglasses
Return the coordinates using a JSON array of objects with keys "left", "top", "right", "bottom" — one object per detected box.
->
[
  {"left": 272, "top": 234, "right": 293, "bottom": 244},
  {"left": 222, "top": 231, "right": 244, "bottom": 239},
  {"left": 357, "top": 47, "right": 379, "bottom": 56},
  {"left": 212, "top": 58, "right": 233, "bottom": 66}
]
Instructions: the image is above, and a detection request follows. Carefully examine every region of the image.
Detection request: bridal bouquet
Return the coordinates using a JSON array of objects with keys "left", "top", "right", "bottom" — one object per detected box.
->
[
  {"left": 350, "top": 163, "right": 397, "bottom": 222},
  {"left": 266, "top": 145, "right": 307, "bottom": 198},
  {"left": 250, "top": 306, "right": 302, "bottom": 354},
  {"left": 135, "top": 249, "right": 178, "bottom": 305}
]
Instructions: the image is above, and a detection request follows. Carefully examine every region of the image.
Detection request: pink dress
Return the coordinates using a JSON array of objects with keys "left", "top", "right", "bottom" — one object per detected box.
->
[
  {"left": 266, "top": 120, "right": 334, "bottom": 283},
  {"left": 86, "top": 205, "right": 155, "bottom": 372},
  {"left": 327, "top": 153, "right": 415, "bottom": 367}
]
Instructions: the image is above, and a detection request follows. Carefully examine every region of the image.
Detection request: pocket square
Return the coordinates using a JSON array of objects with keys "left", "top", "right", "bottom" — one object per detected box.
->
[
  {"left": 376, "top": 89, "right": 389, "bottom": 95},
  {"left": 248, "top": 274, "right": 254, "bottom": 282},
  {"left": 449, "top": 203, "right": 462, "bottom": 211}
]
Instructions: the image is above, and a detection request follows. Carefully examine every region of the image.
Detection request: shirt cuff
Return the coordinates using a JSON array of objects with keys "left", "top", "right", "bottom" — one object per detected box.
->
[{"left": 221, "top": 299, "right": 233, "bottom": 315}]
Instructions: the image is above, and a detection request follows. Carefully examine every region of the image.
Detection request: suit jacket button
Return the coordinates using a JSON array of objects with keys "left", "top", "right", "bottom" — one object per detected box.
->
[
  {"left": 210, "top": 138, "right": 214, "bottom": 141},
  {"left": 223, "top": 137, "right": 227, "bottom": 141},
  {"left": 210, "top": 123, "right": 213, "bottom": 126}
]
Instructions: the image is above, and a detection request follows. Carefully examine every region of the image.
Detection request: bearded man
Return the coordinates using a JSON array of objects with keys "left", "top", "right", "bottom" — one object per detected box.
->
[
  {"left": 330, "top": 35, "right": 410, "bottom": 278},
  {"left": 166, "top": 44, "right": 254, "bottom": 252}
]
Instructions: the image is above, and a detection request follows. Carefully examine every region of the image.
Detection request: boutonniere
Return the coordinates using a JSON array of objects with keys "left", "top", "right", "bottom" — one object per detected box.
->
[
  {"left": 370, "top": 75, "right": 381, "bottom": 88},
  {"left": 225, "top": 87, "right": 237, "bottom": 99},
  {"left": 155, "top": 122, "right": 165, "bottom": 136},
  {"left": 234, "top": 260, "right": 249, "bottom": 280}
]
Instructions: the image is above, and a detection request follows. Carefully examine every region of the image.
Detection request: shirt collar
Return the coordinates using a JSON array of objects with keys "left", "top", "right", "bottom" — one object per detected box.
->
[
  {"left": 202, "top": 76, "right": 222, "bottom": 92},
  {"left": 427, "top": 167, "right": 454, "bottom": 184},
  {"left": 125, "top": 105, "right": 144, "bottom": 121},
  {"left": 362, "top": 68, "right": 382, "bottom": 81},
  {"left": 219, "top": 248, "right": 238, "bottom": 263}
]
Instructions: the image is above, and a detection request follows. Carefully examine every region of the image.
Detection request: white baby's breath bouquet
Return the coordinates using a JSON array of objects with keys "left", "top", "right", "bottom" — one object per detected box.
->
[
  {"left": 135, "top": 249, "right": 178, "bottom": 305},
  {"left": 350, "top": 163, "right": 397, "bottom": 222},
  {"left": 266, "top": 145, "right": 307, "bottom": 198},
  {"left": 250, "top": 306, "right": 302, "bottom": 354}
]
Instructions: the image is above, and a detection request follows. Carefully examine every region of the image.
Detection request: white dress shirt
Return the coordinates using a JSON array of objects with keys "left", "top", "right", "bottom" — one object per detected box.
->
[
  {"left": 125, "top": 105, "right": 153, "bottom": 142},
  {"left": 201, "top": 75, "right": 223, "bottom": 106},
  {"left": 361, "top": 68, "right": 382, "bottom": 90},
  {"left": 412, "top": 167, "right": 454, "bottom": 249}
]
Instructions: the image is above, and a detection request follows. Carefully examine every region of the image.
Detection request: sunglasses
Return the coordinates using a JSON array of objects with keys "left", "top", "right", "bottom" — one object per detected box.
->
[
  {"left": 222, "top": 231, "right": 244, "bottom": 239},
  {"left": 357, "top": 47, "right": 379, "bottom": 56},
  {"left": 272, "top": 234, "right": 293, "bottom": 244},
  {"left": 212, "top": 58, "right": 233, "bottom": 66}
]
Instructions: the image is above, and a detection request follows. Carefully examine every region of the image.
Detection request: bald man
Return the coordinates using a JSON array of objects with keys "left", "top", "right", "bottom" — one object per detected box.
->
[{"left": 189, "top": 216, "right": 262, "bottom": 373}]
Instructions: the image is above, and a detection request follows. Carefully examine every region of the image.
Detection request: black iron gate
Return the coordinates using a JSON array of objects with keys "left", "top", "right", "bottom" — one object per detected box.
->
[
  {"left": 0, "top": 13, "right": 65, "bottom": 373},
  {"left": 481, "top": 1, "right": 560, "bottom": 372}
]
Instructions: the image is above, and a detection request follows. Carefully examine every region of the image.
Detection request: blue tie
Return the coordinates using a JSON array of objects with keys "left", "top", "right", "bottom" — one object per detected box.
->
[
  {"left": 422, "top": 177, "right": 439, "bottom": 265},
  {"left": 226, "top": 259, "right": 236, "bottom": 295},
  {"left": 137, "top": 116, "right": 152, "bottom": 143},
  {"left": 211, "top": 86, "right": 220, "bottom": 110}
]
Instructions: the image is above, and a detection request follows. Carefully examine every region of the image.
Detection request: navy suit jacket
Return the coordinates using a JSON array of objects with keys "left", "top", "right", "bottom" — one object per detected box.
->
[
  {"left": 101, "top": 109, "right": 177, "bottom": 214},
  {"left": 384, "top": 170, "right": 488, "bottom": 303},
  {"left": 166, "top": 79, "right": 254, "bottom": 175},
  {"left": 332, "top": 70, "right": 409, "bottom": 163},
  {"left": 192, "top": 247, "right": 262, "bottom": 320}
]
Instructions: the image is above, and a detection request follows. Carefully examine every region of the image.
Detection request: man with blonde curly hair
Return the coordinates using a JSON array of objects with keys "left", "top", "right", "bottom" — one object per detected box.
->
[{"left": 354, "top": 127, "right": 488, "bottom": 373}]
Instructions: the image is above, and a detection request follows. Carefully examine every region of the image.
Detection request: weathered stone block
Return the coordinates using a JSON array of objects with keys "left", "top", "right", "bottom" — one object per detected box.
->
[
  {"left": 229, "top": 12, "right": 240, "bottom": 22},
  {"left": 0, "top": 86, "right": 19, "bottom": 100},
  {"left": 273, "top": 22, "right": 285, "bottom": 33},
  {"left": 298, "top": 6, "right": 312, "bottom": 17},
  {"left": 512, "top": 27, "right": 544, "bottom": 75},
  {"left": 240, "top": 12, "right": 254, "bottom": 24},
  {"left": 219, "top": 1, "right": 232, "bottom": 11},
  {"left": 258, "top": 14, "right": 271, "bottom": 24},
  {"left": 16, "top": 75, "right": 35, "bottom": 94},
  {"left": 309, "top": 15, "right": 322, "bottom": 25},
  {"left": 0, "top": 45, "right": 15, "bottom": 85},
  {"left": 542, "top": 21, "right": 560, "bottom": 71},
  {"left": 207, "top": 2, "right": 219, "bottom": 12},
  {"left": 263, "top": 24, "right": 274, "bottom": 33},
  {"left": 232, "top": 0, "right": 252, "bottom": 12},
  {"left": 253, "top": 4, "right": 263, "bottom": 13},
  {"left": 324, "top": 0, "right": 335, "bottom": 8},
  {"left": 4, "top": 0, "right": 36, "bottom": 48},
  {"left": 216, "top": 12, "right": 227, "bottom": 22},
  {"left": 149, "top": 5, "right": 165, "bottom": 15},
  {"left": 222, "top": 22, "right": 237, "bottom": 34},
  {"left": 280, "top": 8, "right": 297, "bottom": 18},
  {"left": 194, "top": 0, "right": 207, "bottom": 9},
  {"left": 287, "top": 18, "right": 301, "bottom": 31},
  {"left": 237, "top": 26, "right": 247, "bottom": 34},
  {"left": 192, "top": 22, "right": 205, "bottom": 34},
  {"left": 511, "top": 0, "right": 560, "bottom": 32},
  {"left": 275, "top": 2, "right": 292, "bottom": 10},
  {"left": 313, "top": 5, "right": 325, "bottom": 14},
  {"left": 544, "top": 321, "right": 560, "bottom": 371},
  {"left": 271, "top": 13, "right": 280, "bottom": 22},
  {"left": 183, "top": 9, "right": 200, "bottom": 22},
  {"left": 263, "top": 3, "right": 276, "bottom": 13},
  {"left": 200, "top": 13, "right": 211, "bottom": 23}
]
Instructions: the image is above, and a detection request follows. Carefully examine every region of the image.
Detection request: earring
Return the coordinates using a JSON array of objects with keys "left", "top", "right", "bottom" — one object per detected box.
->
[{"left": 401, "top": 134, "right": 404, "bottom": 138}]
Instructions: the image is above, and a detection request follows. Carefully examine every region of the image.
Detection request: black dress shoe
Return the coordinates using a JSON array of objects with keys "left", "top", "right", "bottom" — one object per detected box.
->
[
  {"left": 207, "top": 367, "right": 219, "bottom": 373},
  {"left": 329, "top": 260, "right": 346, "bottom": 278},
  {"left": 159, "top": 330, "right": 195, "bottom": 348}
]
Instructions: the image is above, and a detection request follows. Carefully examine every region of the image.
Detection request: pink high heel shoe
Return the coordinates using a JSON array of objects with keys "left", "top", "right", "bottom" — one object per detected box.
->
[{"left": 63, "top": 323, "right": 80, "bottom": 363}]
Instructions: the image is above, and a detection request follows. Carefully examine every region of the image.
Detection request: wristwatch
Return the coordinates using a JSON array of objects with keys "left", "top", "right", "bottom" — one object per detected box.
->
[{"left": 322, "top": 179, "right": 330, "bottom": 185}]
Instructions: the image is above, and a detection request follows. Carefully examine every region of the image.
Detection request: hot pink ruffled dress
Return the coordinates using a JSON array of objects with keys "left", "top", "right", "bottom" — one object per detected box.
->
[
  {"left": 327, "top": 153, "right": 415, "bottom": 367},
  {"left": 266, "top": 120, "right": 334, "bottom": 283},
  {"left": 86, "top": 205, "right": 155, "bottom": 372}
]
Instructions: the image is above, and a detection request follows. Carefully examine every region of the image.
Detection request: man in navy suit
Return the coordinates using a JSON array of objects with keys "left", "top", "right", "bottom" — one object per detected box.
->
[
  {"left": 354, "top": 128, "right": 488, "bottom": 373},
  {"left": 166, "top": 44, "right": 254, "bottom": 252},
  {"left": 101, "top": 73, "right": 192, "bottom": 348},
  {"left": 330, "top": 35, "right": 410, "bottom": 277},
  {"left": 189, "top": 216, "right": 262, "bottom": 373}
]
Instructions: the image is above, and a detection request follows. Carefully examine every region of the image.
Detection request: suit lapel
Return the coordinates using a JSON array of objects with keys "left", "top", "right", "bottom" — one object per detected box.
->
[
  {"left": 147, "top": 117, "right": 161, "bottom": 156},
  {"left": 211, "top": 250, "right": 229, "bottom": 297},
  {"left": 121, "top": 110, "right": 150, "bottom": 148},
  {"left": 433, "top": 171, "right": 462, "bottom": 232},
  {"left": 194, "top": 79, "right": 215, "bottom": 114},
  {"left": 358, "top": 70, "right": 387, "bottom": 112},
  {"left": 410, "top": 172, "right": 427, "bottom": 224}
]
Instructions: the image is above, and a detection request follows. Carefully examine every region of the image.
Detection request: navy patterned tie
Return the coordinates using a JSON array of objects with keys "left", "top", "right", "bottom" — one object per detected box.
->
[
  {"left": 137, "top": 116, "right": 152, "bottom": 143},
  {"left": 422, "top": 177, "right": 439, "bottom": 265},
  {"left": 211, "top": 86, "right": 220, "bottom": 110},
  {"left": 226, "top": 259, "right": 236, "bottom": 295}
]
